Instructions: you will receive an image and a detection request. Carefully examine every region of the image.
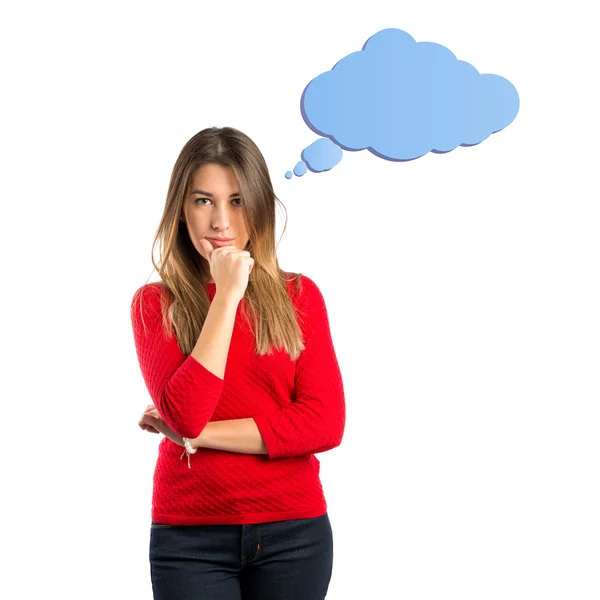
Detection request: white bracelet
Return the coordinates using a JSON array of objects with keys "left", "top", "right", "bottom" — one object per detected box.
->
[{"left": 179, "top": 437, "right": 197, "bottom": 469}]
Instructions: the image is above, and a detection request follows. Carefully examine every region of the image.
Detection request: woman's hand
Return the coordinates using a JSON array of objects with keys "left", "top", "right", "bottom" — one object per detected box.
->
[
  {"left": 199, "top": 239, "right": 254, "bottom": 303},
  {"left": 138, "top": 404, "right": 159, "bottom": 433},
  {"left": 138, "top": 404, "right": 185, "bottom": 447}
]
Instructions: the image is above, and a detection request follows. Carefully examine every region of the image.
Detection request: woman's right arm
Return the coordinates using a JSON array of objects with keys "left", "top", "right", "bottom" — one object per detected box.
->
[
  {"left": 190, "top": 290, "right": 239, "bottom": 380},
  {"left": 130, "top": 284, "right": 239, "bottom": 439}
]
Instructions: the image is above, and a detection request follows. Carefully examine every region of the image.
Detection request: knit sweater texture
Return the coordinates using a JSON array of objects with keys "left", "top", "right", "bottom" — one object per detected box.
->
[{"left": 130, "top": 274, "right": 345, "bottom": 525}]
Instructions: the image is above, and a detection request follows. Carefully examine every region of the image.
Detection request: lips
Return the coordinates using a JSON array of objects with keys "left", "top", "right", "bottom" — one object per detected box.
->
[{"left": 207, "top": 238, "right": 234, "bottom": 247}]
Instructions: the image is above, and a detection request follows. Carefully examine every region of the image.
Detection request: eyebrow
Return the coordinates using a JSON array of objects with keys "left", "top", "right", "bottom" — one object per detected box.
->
[{"left": 190, "top": 189, "right": 240, "bottom": 197}]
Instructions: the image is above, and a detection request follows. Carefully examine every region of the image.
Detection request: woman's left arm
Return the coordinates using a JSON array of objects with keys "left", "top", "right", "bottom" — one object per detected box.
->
[
  {"left": 140, "top": 407, "right": 267, "bottom": 455},
  {"left": 192, "top": 419, "right": 268, "bottom": 455}
]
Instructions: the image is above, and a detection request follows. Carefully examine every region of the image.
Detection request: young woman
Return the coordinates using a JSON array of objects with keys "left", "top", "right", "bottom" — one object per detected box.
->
[{"left": 130, "top": 126, "right": 346, "bottom": 600}]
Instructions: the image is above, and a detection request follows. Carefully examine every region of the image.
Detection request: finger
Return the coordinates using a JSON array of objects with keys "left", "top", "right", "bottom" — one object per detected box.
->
[
  {"left": 199, "top": 238, "right": 213, "bottom": 261},
  {"left": 139, "top": 422, "right": 160, "bottom": 434},
  {"left": 140, "top": 415, "right": 154, "bottom": 428}
]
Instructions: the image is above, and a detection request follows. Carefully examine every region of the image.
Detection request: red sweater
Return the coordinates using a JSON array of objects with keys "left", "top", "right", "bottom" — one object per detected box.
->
[{"left": 130, "top": 274, "right": 346, "bottom": 525}]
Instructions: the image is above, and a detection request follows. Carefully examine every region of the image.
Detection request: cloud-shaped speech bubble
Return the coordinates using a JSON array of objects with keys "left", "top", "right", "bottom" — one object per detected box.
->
[{"left": 286, "top": 27, "right": 519, "bottom": 178}]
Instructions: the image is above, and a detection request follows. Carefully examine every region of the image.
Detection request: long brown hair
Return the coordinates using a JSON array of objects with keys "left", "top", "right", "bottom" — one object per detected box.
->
[{"left": 133, "top": 126, "right": 306, "bottom": 360}]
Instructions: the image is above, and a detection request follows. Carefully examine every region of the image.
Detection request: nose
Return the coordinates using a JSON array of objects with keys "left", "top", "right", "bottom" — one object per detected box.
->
[{"left": 212, "top": 206, "right": 231, "bottom": 231}]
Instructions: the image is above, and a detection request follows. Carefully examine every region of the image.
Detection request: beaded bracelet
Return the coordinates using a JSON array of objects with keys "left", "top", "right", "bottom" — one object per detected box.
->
[{"left": 179, "top": 437, "right": 197, "bottom": 469}]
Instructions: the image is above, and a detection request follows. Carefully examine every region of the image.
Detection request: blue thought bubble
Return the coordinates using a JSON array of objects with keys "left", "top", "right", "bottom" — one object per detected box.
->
[
  {"left": 293, "top": 161, "right": 307, "bottom": 177},
  {"left": 286, "top": 27, "right": 519, "bottom": 178}
]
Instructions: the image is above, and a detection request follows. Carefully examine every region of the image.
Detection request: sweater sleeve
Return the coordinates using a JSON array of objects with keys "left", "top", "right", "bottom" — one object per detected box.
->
[
  {"left": 252, "top": 276, "right": 346, "bottom": 459},
  {"left": 130, "top": 284, "right": 225, "bottom": 439}
]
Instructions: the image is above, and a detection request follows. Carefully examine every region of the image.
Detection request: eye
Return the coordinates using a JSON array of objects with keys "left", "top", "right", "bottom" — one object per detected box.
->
[{"left": 194, "top": 198, "right": 243, "bottom": 206}]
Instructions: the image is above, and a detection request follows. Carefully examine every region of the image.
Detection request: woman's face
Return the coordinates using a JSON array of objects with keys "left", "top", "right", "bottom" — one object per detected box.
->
[{"left": 182, "top": 163, "right": 250, "bottom": 277}]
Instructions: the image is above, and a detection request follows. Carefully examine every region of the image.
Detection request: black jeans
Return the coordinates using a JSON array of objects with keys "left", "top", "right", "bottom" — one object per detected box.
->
[{"left": 149, "top": 512, "right": 334, "bottom": 600}]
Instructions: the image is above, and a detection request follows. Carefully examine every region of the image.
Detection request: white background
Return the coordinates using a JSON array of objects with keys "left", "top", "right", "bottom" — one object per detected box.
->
[{"left": 2, "top": 1, "right": 599, "bottom": 598}]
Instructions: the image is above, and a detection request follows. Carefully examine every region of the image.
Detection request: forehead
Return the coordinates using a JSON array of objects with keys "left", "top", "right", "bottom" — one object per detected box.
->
[{"left": 191, "top": 164, "right": 239, "bottom": 189}]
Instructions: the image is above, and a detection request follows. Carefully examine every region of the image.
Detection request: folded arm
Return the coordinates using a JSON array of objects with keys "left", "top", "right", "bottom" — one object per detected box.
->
[
  {"left": 252, "top": 276, "right": 346, "bottom": 459},
  {"left": 131, "top": 284, "right": 233, "bottom": 439}
]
